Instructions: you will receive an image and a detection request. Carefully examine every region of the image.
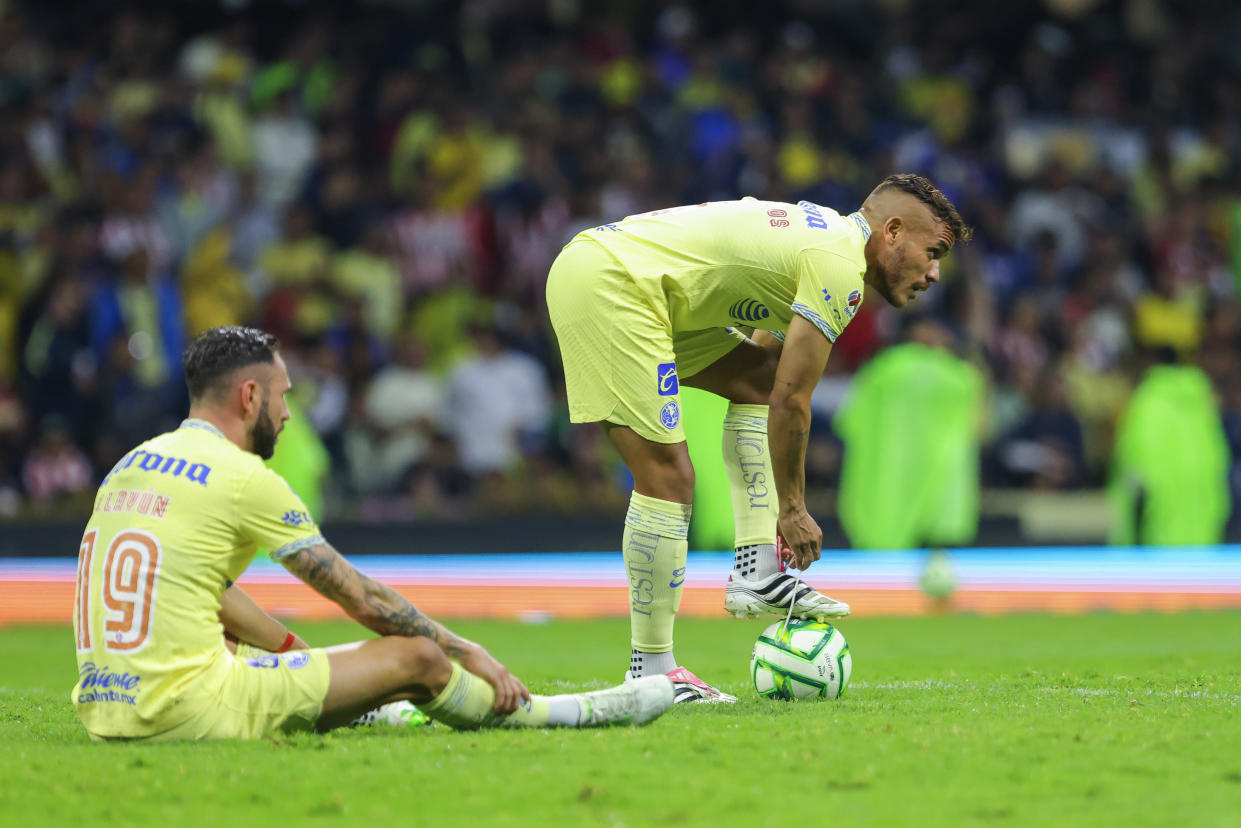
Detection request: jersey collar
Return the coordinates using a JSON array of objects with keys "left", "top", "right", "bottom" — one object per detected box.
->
[
  {"left": 179, "top": 418, "right": 228, "bottom": 441},
  {"left": 847, "top": 211, "right": 871, "bottom": 242}
]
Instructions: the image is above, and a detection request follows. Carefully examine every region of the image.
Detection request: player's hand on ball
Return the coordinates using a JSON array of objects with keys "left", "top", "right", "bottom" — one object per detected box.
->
[
  {"left": 460, "top": 643, "right": 531, "bottom": 714},
  {"left": 778, "top": 509, "right": 822, "bottom": 569}
]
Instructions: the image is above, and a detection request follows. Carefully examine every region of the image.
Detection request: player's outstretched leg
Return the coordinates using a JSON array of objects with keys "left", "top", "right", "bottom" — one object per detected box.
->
[
  {"left": 720, "top": 402, "right": 851, "bottom": 621},
  {"left": 318, "top": 637, "right": 673, "bottom": 731}
]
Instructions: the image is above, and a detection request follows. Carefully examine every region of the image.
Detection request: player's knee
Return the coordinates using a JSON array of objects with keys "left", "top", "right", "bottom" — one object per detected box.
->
[
  {"left": 758, "top": 350, "right": 779, "bottom": 395},
  {"left": 394, "top": 636, "right": 452, "bottom": 693},
  {"left": 737, "top": 351, "right": 779, "bottom": 402},
  {"left": 653, "top": 452, "right": 694, "bottom": 500}
]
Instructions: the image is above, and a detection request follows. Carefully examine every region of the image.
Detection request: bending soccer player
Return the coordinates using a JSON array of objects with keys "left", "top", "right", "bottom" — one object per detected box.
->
[
  {"left": 546, "top": 174, "right": 971, "bottom": 702},
  {"left": 72, "top": 326, "right": 673, "bottom": 741}
]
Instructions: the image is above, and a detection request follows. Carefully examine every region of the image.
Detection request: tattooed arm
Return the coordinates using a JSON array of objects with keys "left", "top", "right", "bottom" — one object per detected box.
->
[
  {"left": 279, "top": 542, "right": 528, "bottom": 703},
  {"left": 280, "top": 541, "right": 473, "bottom": 655},
  {"left": 768, "top": 314, "right": 833, "bottom": 569}
]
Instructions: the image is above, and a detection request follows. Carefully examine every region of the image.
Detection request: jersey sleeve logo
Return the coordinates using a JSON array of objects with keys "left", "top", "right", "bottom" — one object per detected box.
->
[
  {"left": 282, "top": 509, "right": 312, "bottom": 527},
  {"left": 846, "top": 289, "right": 862, "bottom": 317},
  {"left": 657, "top": 363, "right": 679, "bottom": 396}
]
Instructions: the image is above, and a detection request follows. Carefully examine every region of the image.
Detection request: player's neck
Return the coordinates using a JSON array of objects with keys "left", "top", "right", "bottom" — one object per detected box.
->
[{"left": 185, "top": 407, "right": 250, "bottom": 453}]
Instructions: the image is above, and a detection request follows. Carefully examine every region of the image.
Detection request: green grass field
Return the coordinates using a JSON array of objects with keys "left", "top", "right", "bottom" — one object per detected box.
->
[{"left": 3, "top": 612, "right": 1240, "bottom": 827}]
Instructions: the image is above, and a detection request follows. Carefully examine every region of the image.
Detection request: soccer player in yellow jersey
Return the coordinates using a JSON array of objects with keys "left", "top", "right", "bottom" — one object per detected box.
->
[
  {"left": 72, "top": 326, "right": 673, "bottom": 741},
  {"left": 546, "top": 174, "right": 972, "bottom": 702}
]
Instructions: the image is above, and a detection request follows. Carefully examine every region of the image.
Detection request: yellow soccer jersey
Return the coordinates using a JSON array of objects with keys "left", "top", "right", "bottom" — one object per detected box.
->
[
  {"left": 578, "top": 198, "right": 871, "bottom": 343},
  {"left": 72, "top": 418, "right": 324, "bottom": 738}
]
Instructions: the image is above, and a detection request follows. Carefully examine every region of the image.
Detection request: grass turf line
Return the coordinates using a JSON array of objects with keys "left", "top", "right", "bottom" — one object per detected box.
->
[{"left": 3, "top": 612, "right": 1240, "bottom": 827}]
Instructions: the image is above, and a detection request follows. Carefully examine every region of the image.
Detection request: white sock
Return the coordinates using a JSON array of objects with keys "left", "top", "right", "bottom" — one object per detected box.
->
[
  {"left": 546, "top": 695, "right": 582, "bottom": 726},
  {"left": 629, "top": 649, "right": 677, "bottom": 677},
  {"left": 734, "top": 543, "right": 780, "bottom": 579}
]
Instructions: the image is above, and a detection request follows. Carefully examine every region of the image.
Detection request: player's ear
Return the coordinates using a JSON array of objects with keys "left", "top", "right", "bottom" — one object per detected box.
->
[
  {"left": 884, "top": 215, "right": 903, "bottom": 245},
  {"left": 239, "top": 378, "right": 260, "bottom": 417}
]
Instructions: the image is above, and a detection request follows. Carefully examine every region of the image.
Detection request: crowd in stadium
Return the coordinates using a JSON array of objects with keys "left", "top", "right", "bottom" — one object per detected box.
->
[{"left": 2, "top": 0, "right": 1240, "bottom": 524}]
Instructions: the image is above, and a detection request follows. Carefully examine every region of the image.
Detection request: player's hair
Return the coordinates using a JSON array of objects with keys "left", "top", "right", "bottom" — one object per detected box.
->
[
  {"left": 183, "top": 326, "right": 280, "bottom": 401},
  {"left": 875, "top": 174, "right": 973, "bottom": 244}
]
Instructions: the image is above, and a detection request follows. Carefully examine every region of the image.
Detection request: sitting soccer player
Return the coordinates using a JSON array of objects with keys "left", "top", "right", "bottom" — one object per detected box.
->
[
  {"left": 545, "top": 174, "right": 971, "bottom": 702},
  {"left": 72, "top": 326, "right": 673, "bottom": 741}
]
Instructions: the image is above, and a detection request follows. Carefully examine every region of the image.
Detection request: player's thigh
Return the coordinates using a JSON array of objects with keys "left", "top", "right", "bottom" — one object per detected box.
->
[
  {"left": 320, "top": 637, "right": 451, "bottom": 723},
  {"left": 678, "top": 329, "right": 775, "bottom": 404}
]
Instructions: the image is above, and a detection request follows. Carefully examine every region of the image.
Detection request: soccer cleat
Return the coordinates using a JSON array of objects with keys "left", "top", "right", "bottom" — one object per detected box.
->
[
  {"left": 667, "top": 666, "right": 739, "bottom": 704},
  {"left": 626, "top": 666, "right": 738, "bottom": 704},
  {"left": 725, "top": 571, "right": 851, "bottom": 620},
  {"left": 350, "top": 701, "right": 432, "bottom": 728},
  {"left": 575, "top": 675, "right": 674, "bottom": 726}
]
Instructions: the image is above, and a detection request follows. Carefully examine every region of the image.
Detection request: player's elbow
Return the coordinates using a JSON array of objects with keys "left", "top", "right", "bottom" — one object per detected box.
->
[{"left": 768, "top": 384, "right": 813, "bottom": 418}]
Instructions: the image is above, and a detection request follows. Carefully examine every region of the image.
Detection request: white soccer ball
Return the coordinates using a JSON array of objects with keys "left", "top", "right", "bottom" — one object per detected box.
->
[{"left": 750, "top": 618, "right": 852, "bottom": 700}]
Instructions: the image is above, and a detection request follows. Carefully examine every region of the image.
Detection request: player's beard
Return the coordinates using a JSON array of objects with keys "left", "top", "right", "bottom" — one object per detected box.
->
[
  {"left": 876, "top": 247, "right": 909, "bottom": 307},
  {"left": 251, "top": 406, "right": 279, "bottom": 459}
]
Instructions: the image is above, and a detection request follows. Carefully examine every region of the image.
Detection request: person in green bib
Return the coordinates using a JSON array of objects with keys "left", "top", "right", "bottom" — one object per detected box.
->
[
  {"left": 1108, "top": 348, "right": 1230, "bottom": 546},
  {"left": 834, "top": 318, "right": 984, "bottom": 550}
]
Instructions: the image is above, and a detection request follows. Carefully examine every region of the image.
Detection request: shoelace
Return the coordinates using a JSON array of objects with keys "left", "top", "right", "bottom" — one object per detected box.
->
[{"left": 782, "top": 566, "right": 804, "bottom": 633}]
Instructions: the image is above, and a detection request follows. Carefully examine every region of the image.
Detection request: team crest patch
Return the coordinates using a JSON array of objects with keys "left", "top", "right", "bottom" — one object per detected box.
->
[
  {"left": 657, "top": 362, "right": 679, "bottom": 396},
  {"left": 846, "top": 289, "right": 862, "bottom": 317},
  {"left": 660, "top": 400, "right": 681, "bottom": 429}
]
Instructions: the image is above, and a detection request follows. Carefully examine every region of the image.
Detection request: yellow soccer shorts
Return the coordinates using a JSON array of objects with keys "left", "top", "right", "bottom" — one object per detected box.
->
[
  {"left": 547, "top": 238, "right": 745, "bottom": 444},
  {"left": 92, "top": 649, "right": 332, "bottom": 742}
]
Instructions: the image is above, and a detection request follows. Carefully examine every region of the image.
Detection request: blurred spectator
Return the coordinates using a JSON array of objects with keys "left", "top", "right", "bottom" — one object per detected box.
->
[
  {"left": 1133, "top": 267, "right": 1205, "bottom": 355},
  {"left": 251, "top": 90, "right": 317, "bottom": 206},
  {"left": 19, "top": 276, "right": 94, "bottom": 435},
  {"left": 342, "top": 334, "right": 442, "bottom": 496},
  {"left": 257, "top": 203, "right": 332, "bottom": 339},
  {"left": 22, "top": 416, "right": 91, "bottom": 506},
  {"left": 996, "top": 369, "right": 1086, "bottom": 489},
  {"left": 332, "top": 224, "right": 401, "bottom": 342},
  {"left": 89, "top": 247, "right": 185, "bottom": 404},
  {"left": 443, "top": 323, "right": 550, "bottom": 482}
]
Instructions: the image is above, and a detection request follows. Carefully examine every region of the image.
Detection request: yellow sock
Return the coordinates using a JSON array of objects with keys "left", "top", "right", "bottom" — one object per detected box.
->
[
  {"left": 422, "top": 662, "right": 569, "bottom": 729},
  {"left": 623, "top": 491, "right": 691, "bottom": 653},
  {"left": 722, "top": 403, "right": 778, "bottom": 547},
  {"left": 723, "top": 403, "right": 780, "bottom": 578}
]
